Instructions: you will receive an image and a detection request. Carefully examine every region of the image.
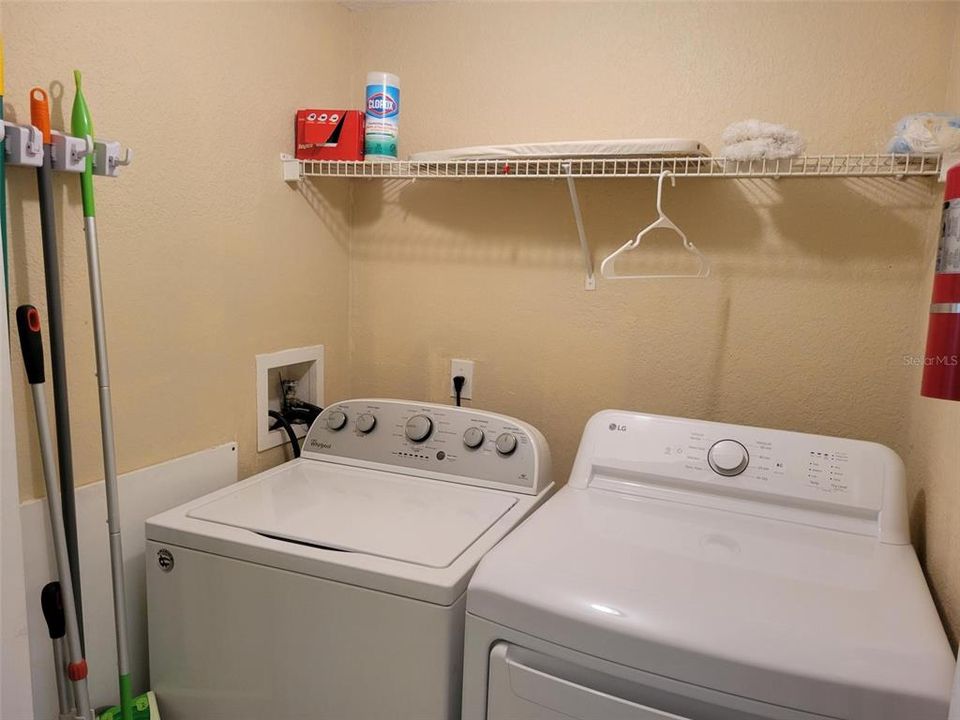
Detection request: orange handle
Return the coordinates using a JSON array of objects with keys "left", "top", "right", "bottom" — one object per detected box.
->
[{"left": 30, "top": 87, "right": 51, "bottom": 144}]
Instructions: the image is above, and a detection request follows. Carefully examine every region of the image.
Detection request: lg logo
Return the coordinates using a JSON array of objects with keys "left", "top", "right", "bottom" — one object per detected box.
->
[{"left": 608, "top": 423, "right": 627, "bottom": 432}]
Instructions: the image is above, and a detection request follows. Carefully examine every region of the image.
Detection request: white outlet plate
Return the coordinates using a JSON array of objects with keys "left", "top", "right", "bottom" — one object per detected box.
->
[
  {"left": 450, "top": 358, "right": 474, "bottom": 400},
  {"left": 256, "top": 345, "right": 324, "bottom": 452}
]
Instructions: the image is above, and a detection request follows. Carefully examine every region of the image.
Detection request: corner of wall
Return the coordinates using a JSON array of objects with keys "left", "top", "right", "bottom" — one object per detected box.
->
[{"left": 344, "top": 3, "right": 365, "bottom": 400}]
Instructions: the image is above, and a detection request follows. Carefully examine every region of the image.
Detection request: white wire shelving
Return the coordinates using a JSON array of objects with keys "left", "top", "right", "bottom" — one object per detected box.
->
[
  {"left": 283, "top": 153, "right": 943, "bottom": 181},
  {"left": 281, "top": 152, "right": 945, "bottom": 291}
]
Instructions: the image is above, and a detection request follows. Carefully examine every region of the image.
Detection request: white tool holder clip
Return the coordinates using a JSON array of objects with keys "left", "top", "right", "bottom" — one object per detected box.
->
[
  {"left": 51, "top": 132, "right": 94, "bottom": 173},
  {"left": 3, "top": 121, "right": 44, "bottom": 167},
  {"left": 93, "top": 140, "right": 133, "bottom": 177}
]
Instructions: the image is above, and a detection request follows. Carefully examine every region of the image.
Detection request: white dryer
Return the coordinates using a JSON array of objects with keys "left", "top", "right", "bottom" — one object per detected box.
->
[
  {"left": 462, "top": 410, "right": 954, "bottom": 720},
  {"left": 146, "top": 399, "right": 552, "bottom": 720}
]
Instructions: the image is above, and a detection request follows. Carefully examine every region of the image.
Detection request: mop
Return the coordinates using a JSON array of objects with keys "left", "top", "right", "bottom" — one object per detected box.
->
[
  {"left": 31, "top": 87, "right": 86, "bottom": 649},
  {"left": 72, "top": 71, "right": 159, "bottom": 720},
  {"left": 17, "top": 306, "right": 94, "bottom": 720}
]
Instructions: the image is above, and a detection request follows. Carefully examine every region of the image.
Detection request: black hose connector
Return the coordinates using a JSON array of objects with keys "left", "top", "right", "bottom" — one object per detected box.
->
[
  {"left": 268, "top": 410, "right": 301, "bottom": 458},
  {"left": 285, "top": 399, "right": 323, "bottom": 427}
]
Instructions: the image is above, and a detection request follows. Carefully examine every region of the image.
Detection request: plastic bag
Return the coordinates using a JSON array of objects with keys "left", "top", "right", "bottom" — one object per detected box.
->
[{"left": 887, "top": 113, "right": 960, "bottom": 154}]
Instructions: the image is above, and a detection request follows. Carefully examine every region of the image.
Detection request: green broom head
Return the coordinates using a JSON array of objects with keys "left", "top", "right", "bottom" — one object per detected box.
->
[{"left": 98, "top": 690, "right": 160, "bottom": 720}]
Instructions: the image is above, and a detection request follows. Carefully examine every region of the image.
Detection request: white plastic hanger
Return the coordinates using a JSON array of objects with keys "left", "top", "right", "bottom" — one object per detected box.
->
[{"left": 600, "top": 170, "right": 710, "bottom": 280}]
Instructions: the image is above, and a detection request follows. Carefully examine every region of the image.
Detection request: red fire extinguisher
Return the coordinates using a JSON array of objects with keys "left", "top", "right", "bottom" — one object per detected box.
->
[{"left": 921, "top": 164, "right": 960, "bottom": 400}]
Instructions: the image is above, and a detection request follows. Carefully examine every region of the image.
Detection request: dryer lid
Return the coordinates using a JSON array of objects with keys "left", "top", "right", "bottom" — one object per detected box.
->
[{"left": 187, "top": 461, "right": 517, "bottom": 568}]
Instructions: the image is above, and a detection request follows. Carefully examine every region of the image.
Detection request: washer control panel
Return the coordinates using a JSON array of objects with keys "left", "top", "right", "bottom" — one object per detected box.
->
[{"left": 302, "top": 399, "right": 549, "bottom": 494}]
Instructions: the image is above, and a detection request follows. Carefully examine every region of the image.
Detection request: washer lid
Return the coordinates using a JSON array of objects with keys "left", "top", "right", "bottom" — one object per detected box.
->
[
  {"left": 467, "top": 486, "right": 954, "bottom": 719},
  {"left": 187, "top": 461, "right": 517, "bottom": 568}
]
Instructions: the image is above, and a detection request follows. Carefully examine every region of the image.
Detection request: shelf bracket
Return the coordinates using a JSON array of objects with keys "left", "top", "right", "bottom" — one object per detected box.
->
[
  {"left": 563, "top": 164, "right": 595, "bottom": 290},
  {"left": 281, "top": 153, "right": 301, "bottom": 182}
]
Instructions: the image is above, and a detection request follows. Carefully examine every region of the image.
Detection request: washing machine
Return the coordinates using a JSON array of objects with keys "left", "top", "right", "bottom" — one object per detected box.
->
[
  {"left": 146, "top": 398, "right": 552, "bottom": 720},
  {"left": 462, "top": 410, "right": 954, "bottom": 720}
]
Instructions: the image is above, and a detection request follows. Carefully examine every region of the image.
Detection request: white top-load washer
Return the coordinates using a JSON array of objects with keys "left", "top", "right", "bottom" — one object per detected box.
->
[
  {"left": 462, "top": 410, "right": 954, "bottom": 720},
  {"left": 145, "top": 399, "right": 552, "bottom": 720}
]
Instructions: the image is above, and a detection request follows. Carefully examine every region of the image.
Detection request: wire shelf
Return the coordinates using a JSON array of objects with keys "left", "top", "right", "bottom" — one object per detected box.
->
[
  {"left": 280, "top": 151, "right": 947, "bottom": 292},
  {"left": 288, "top": 154, "right": 943, "bottom": 181}
]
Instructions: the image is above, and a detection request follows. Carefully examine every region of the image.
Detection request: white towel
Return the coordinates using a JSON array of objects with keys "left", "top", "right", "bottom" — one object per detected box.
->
[{"left": 720, "top": 119, "right": 806, "bottom": 160}]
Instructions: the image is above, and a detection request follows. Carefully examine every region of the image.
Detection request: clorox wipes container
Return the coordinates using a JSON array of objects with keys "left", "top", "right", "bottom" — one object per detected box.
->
[{"left": 365, "top": 71, "right": 400, "bottom": 160}]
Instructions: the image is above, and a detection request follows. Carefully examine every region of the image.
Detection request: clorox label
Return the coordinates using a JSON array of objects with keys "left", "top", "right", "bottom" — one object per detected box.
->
[{"left": 366, "top": 90, "right": 399, "bottom": 118}]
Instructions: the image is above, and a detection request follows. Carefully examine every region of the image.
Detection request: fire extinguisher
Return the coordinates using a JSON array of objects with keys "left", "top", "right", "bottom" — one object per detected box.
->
[{"left": 921, "top": 164, "right": 960, "bottom": 400}]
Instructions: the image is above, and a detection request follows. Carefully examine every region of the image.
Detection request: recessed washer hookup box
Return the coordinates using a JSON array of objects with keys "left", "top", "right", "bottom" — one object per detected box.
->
[{"left": 295, "top": 109, "right": 365, "bottom": 161}]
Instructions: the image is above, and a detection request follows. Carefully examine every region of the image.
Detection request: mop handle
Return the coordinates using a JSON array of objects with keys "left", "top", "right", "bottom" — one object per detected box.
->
[
  {"left": 30, "top": 87, "right": 51, "bottom": 143},
  {"left": 73, "top": 70, "right": 135, "bottom": 720},
  {"left": 16, "top": 306, "right": 94, "bottom": 720},
  {"left": 33, "top": 83, "right": 86, "bottom": 654}
]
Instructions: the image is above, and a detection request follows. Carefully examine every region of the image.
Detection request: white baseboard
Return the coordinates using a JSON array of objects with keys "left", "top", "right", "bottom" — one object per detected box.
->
[{"left": 21, "top": 442, "right": 238, "bottom": 718}]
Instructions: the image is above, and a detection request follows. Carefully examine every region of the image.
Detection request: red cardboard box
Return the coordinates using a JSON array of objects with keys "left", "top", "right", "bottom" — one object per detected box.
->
[{"left": 295, "top": 110, "right": 365, "bottom": 161}]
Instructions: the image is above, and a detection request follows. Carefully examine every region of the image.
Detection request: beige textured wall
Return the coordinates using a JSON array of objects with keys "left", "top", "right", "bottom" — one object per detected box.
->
[
  {"left": 347, "top": 0, "right": 960, "bottom": 634},
  {"left": 7, "top": 0, "right": 960, "bottom": 646},
  {"left": 904, "top": 4, "right": 960, "bottom": 645},
  {"left": 950, "top": 7, "right": 960, "bottom": 109},
  {"left": 5, "top": 1, "right": 354, "bottom": 500}
]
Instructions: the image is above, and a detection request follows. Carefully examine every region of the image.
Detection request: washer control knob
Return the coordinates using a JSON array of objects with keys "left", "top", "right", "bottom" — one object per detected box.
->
[
  {"left": 356, "top": 413, "right": 377, "bottom": 434},
  {"left": 495, "top": 432, "right": 518, "bottom": 456},
  {"left": 326, "top": 410, "right": 348, "bottom": 431},
  {"left": 708, "top": 440, "right": 749, "bottom": 477},
  {"left": 463, "top": 427, "right": 485, "bottom": 449},
  {"left": 405, "top": 415, "right": 433, "bottom": 443}
]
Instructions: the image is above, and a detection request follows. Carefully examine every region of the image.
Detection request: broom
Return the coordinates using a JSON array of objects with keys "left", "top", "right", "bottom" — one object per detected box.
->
[{"left": 71, "top": 70, "right": 159, "bottom": 720}]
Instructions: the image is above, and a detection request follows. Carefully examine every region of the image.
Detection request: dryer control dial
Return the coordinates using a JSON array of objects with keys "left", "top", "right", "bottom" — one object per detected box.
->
[
  {"left": 405, "top": 415, "right": 433, "bottom": 442},
  {"left": 708, "top": 439, "right": 749, "bottom": 476},
  {"left": 326, "top": 410, "right": 348, "bottom": 431}
]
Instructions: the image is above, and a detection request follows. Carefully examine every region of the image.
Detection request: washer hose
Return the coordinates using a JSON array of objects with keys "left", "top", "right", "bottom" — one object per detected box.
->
[{"left": 268, "top": 410, "right": 301, "bottom": 458}]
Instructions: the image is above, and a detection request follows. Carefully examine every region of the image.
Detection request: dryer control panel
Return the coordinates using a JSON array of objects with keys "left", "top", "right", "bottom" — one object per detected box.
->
[
  {"left": 301, "top": 399, "right": 551, "bottom": 495},
  {"left": 569, "top": 410, "right": 909, "bottom": 544}
]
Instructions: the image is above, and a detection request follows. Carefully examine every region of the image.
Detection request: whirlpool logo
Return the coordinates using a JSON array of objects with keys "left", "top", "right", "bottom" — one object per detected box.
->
[
  {"left": 157, "top": 548, "right": 174, "bottom": 572},
  {"left": 367, "top": 92, "right": 398, "bottom": 118}
]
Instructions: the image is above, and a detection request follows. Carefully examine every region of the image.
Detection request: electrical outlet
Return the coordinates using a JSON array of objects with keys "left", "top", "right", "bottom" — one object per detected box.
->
[
  {"left": 450, "top": 359, "right": 474, "bottom": 401},
  {"left": 256, "top": 345, "right": 324, "bottom": 451}
]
